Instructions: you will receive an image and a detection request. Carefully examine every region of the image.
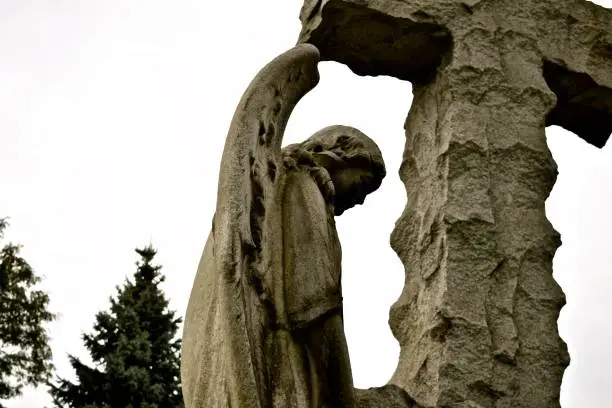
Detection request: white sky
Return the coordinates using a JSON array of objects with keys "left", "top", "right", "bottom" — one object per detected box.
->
[{"left": 0, "top": 1, "right": 611, "bottom": 407}]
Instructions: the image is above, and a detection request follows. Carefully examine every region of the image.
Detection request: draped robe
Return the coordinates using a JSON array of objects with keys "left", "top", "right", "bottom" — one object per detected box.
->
[{"left": 276, "top": 169, "right": 355, "bottom": 408}]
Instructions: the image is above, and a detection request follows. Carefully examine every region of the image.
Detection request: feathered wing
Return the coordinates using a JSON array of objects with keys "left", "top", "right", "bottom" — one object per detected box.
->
[{"left": 181, "top": 44, "right": 321, "bottom": 408}]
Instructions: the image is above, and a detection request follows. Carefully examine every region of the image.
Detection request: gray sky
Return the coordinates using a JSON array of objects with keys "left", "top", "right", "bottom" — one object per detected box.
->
[{"left": 0, "top": 1, "right": 611, "bottom": 407}]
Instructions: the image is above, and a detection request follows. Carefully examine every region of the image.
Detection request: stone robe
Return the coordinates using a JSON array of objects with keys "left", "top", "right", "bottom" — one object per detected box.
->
[
  {"left": 274, "top": 168, "right": 355, "bottom": 408},
  {"left": 282, "top": 169, "right": 342, "bottom": 328}
]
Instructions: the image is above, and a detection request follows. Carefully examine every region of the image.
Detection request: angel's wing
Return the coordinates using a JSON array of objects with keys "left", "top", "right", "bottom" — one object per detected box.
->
[{"left": 181, "top": 44, "right": 321, "bottom": 408}]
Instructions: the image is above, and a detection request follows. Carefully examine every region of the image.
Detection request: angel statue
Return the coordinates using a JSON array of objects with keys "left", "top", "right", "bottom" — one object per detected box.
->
[{"left": 180, "top": 44, "right": 386, "bottom": 408}]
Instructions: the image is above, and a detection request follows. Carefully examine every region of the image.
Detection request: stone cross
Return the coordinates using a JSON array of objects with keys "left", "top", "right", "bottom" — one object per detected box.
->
[{"left": 298, "top": 1, "right": 612, "bottom": 407}]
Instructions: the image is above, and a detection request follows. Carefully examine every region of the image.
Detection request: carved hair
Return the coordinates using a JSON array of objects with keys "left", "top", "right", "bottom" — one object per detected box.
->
[
  {"left": 281, "top": 142, "right": 336, "bottom": 202},
  {"left": 281, "top": 125, "right": 386, "bottom": 203}
]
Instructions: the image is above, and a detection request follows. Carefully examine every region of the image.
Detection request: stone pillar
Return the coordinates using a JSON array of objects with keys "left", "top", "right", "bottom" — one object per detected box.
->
[
  {"left": 297, "top": 1, "right": 612, "bottom": 406},
  {"left": 389, "top": 52, "right": 568, "bottom": 407}
]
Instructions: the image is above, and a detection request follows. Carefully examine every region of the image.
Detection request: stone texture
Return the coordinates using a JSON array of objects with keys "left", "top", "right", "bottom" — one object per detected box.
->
[
  {"left": 298, "top": 0, "right": 612, "bottom": 145},
  {"left": 356, "top": 385, "right": 419, "bottom": 407},
  {"left": 298, "top": 1, "right": 612, "bottom": 407}
]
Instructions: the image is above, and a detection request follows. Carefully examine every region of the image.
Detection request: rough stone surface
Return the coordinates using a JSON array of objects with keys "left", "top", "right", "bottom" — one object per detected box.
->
[
  {"left": 298, "top": 1, "right": 612, "bottom": 407},
  {"left": 356, "top": 385, "right": 419, "bottom": 407},
  {"left": 299, "top": 0, "right": 612, "bottom": 145}
]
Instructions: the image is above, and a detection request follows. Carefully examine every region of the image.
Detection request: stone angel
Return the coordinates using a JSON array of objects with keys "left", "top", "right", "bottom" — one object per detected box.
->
[{"left": 180, "top": 44, "right": 386, "bottom": 408}]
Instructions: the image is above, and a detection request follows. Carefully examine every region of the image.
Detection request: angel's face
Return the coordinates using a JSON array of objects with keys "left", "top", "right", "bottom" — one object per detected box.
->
[{"left": 330, "top": 166, "right": 376, "bottom": 216}]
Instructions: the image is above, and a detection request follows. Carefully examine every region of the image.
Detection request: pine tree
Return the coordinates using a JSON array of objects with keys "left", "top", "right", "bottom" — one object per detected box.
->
[
  {"left": 0, "top": 218, "right": 55, "bottom": 407},
  {"left": 50, "top": 246, "right": 183, "bottom": 408}
]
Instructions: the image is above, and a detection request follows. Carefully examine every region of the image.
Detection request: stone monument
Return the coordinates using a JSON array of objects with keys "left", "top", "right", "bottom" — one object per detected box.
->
[
  {"left": 181, "top": 45, "right": 396, "bottom": 408},
  {"left": 182, "top": 1, "right": 612, "bottom": 407},
  {"left": 298, "top": 0, "right": 611, "bottom": 407}
]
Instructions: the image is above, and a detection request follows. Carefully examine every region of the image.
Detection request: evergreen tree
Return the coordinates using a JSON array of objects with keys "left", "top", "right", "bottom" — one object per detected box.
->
[
  {"left": 50, "top": 246, "right": 183, "bottom": 408},
  {"left": 0, "top": 218, "right": 55, "bottom": 407}
]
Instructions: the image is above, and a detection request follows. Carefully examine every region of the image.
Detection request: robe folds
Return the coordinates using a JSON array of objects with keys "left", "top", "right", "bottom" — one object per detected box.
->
[{"left": 182, "top": 169, "right": 355, "bottom": 408}]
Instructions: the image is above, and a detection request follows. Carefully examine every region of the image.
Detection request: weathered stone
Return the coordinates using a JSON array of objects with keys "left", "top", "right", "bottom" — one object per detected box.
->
[
  {"left": 356, "top": 385, "right": 419, "bottom": 407},
  {"left": 298, "top": 1, "right": 612, "bottom": 407},
  {"left": 298, "top": 0, "right": 612, "bottom": 144}
]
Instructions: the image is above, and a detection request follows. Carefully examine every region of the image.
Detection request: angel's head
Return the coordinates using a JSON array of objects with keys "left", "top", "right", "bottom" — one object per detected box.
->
[{"left": 282, "top": 125, "right": 386, "bottom": 216}]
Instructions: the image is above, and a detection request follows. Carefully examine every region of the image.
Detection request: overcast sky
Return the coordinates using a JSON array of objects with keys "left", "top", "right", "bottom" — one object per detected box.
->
[{"left": 0, "top": 1, "right": 611, "bottom": 407}]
